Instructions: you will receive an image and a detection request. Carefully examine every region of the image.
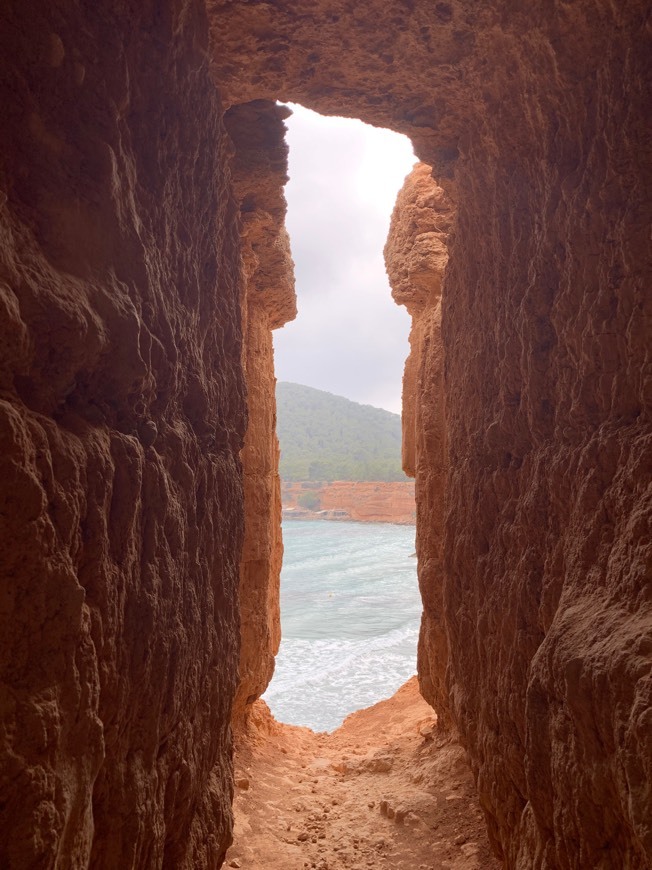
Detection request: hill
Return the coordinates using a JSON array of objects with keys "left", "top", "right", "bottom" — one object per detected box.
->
[{"left": 275, "top": 382, "right": 407, "bottom": 482}]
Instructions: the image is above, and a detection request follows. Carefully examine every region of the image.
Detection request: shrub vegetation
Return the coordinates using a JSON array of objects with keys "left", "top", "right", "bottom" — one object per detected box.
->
[{"left": 276, "top": 382, "right": 407, "bottom": 482}]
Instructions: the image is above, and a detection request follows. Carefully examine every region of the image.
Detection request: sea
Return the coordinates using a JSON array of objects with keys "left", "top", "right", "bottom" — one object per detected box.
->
[{"left": 262, "top": 519, "right": 421, "bottom": 733}]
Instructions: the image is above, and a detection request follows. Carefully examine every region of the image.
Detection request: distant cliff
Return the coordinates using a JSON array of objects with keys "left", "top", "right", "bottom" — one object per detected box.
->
[{"left": 281, "top": 481, "right": 416, "bottom": 525}]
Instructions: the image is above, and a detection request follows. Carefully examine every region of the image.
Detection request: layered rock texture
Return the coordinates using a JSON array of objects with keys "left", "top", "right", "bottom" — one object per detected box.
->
[
  {"left": 224, "top": 101, "right": 296, "bottom": 725},
  {"left": 209, "top": 2, "right": 651, "bottom": 866},
  {"left": 0, "top": 1, "right": 245, "bottom": 866},
  {"left": 209, "top": 2, "right": 652, "bottom": 867},
  {"left": 1, "top": 0, "right": 650, "bottom": 868},
  {"left": 281, "top": 481, "right": 416, "bottom": 525},
  {"left": 385, "top": 164, "right": 454, "bottom": 723}
]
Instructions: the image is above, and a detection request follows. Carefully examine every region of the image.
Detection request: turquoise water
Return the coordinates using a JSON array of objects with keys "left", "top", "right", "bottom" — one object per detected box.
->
[{"left": 262, "top": 520, "right": 421, "bottom": 732}]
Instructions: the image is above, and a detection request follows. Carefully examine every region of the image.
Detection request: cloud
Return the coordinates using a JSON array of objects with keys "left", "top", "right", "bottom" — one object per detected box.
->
[{"left": 273, "top": 104, "right": 416, "bottom": 414}]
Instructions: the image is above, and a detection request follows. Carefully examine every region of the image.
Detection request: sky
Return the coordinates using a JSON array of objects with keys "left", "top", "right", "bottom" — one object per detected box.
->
[{"left": 272, "top": 104, "right": 416, "bottom": 415}]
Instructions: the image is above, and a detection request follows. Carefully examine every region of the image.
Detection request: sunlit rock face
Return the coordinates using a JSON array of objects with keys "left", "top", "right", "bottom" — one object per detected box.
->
[
  {"left": 224, "top": 100, "right": 297, "bottom": 726},
  {"left": 0, "top": 1, "right": 245, "bottom": 866},
  {"left": 385, "top": 164, "right": 455, "bottom": 729},
  {"left": 209, "top": 3, "right": 651, "bottom": 866},
  {"left": 281, "top": 481, "right": 416, "bottom": 525}
]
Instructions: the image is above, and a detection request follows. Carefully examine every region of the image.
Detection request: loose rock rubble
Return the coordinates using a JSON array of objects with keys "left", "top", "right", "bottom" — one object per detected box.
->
[{"left": 225, "top": 679, "right": 499, "bottom": 869}]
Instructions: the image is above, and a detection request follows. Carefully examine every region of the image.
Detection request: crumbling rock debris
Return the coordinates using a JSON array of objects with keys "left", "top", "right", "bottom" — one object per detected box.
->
[{"left": 226, "top": 681, "right": 498, "bottom": 869}]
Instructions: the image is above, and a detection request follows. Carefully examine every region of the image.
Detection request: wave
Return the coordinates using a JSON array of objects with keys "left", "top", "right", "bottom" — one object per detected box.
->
[{"left": 263, "top": 521, "right": 421, "bottom": 730}]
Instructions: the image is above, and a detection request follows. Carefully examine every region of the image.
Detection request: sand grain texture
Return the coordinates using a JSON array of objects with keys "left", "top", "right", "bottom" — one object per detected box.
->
[{"left": 227, "top": 680, "right": 499, "bottom": 870}]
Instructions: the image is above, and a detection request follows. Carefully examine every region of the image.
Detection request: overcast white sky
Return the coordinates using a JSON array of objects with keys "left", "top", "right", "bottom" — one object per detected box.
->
[{"left": 273, "top": 104, "right": 416, "bottom": 414}]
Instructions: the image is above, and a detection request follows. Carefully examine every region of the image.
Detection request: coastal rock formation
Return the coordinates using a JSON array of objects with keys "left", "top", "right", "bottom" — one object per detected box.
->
[
  {"left": 224, "top": 102, "right": 297, "bottom": 725},
  {"left": 1, "top": 0, "right": 650, "bottom": 867},
  {"left": 385, "top": 165, "right": 454, "bottom": 723},
  {"left": 0, "top": 1, "right": 245, "bottom": 866},
  {"left": 281, "top": 481, "right": 416, "bottom": 525},
  {"left": 209, "top": 3, "right": 651, "bottom": 865}
]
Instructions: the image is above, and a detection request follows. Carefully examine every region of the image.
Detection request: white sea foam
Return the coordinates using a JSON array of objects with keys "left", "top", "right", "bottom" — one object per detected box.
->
[{"left": 263, "top": 519, "right": 421, "bottom": 732}]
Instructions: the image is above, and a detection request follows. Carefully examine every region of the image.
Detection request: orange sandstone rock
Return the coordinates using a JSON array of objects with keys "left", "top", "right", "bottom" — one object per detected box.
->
[
  {"left": 219, "top": 6, "right": 652, "bottom": 860},
  {"left": 385, "top": 165, "right": 455, "bottom": 726},
  {"left": 0, "top": 1, "right": 650, "bottom": 868},
  {"left": 281, "top": 481, "right": 416, "bottom": 525},
  {"left": 225, "top": 101, "right": 297, "bottom": 725},
  {"left": 0, "top": 1, "right": 245, "bottom": 866}
]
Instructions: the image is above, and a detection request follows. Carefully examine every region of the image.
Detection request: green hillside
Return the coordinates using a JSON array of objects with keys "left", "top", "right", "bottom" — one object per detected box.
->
[{"left": 276, "top": 382, "right": 407, "bottom": 482}]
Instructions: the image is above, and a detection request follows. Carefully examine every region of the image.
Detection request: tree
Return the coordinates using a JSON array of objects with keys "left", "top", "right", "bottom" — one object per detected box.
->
[{"left": 297, "top": 491, "right": 321, "bottom": 511}]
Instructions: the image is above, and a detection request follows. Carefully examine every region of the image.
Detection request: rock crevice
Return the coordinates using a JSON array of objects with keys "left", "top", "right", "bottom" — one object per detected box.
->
[{"left": 1, "top": 0, "right": 650, "bottom": 867}]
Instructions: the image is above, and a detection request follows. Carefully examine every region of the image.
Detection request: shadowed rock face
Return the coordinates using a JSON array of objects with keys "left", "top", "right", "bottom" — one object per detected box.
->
[
  {"left": 1, "top": 0, "right": 650, "bottom": 868},
  {"left": 0, "top": 1, "right": 245, "bottom": 866}
]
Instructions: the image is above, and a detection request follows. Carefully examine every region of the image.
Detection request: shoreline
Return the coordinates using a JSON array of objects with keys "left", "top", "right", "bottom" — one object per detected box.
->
[
  {"left": 281, "top": 479, "right": 416, "bottom": 526},
  {"left": 282, "top": 510, "right": 415, "bottom": 527}
]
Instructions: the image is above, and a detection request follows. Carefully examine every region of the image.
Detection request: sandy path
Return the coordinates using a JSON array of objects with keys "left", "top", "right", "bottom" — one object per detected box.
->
[{"left": 225, "top": 679, "right": 500, "bottom": 869}]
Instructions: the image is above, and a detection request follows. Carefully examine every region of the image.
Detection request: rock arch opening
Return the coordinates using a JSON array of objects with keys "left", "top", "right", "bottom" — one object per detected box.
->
[
  {"left": 1, "top": 2, "right": 648, "bottom": 867},
  {"left": 217, "top": 1, "right": 650, "bottom": 860},
  {"left": 228, "top": 102, "right": 427, "bottom": 731},
  {"left": 223, "top": 105, "right": 489, "bottom": 862}
]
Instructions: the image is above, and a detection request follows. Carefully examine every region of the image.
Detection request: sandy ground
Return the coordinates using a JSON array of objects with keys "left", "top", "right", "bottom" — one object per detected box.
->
[{"left": 225, "top": 679, "right": 501, "bottom": 870}]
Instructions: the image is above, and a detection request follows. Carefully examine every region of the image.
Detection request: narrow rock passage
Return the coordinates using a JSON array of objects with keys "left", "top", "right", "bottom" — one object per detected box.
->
[{"left": 225, "top": 679, "right": 499, "bottom": 869}]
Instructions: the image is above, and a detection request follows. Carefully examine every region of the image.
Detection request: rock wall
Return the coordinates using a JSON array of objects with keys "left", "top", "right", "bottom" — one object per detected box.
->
[
  {"left": 384, "top": 164, "right": 454, "bottom": 724},
  {"left": 1, "top": 0, "right": 650, "bottom": 867},
  {"left": 442, "top": 84, "right": 652, "bottom": 870},
  {"left": 0, "top": 1, "right": 245, "bottom": 866},
  {"left": 210, "top": 2, "right": 652, "bottom": 867},
  {"left": 224, "top": 101, "right": 297, "bottom": 725},
  {"left": 281, "top": 480, "right": 416, "bottom": 525}
]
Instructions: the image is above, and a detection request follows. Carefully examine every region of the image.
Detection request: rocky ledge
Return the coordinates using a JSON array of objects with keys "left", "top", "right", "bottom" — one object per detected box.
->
[{"left": 281, "top": 481, "right": 416, "bottom": 525}]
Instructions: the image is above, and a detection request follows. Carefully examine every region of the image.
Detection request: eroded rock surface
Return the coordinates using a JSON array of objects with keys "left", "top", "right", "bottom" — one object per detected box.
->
[
  {"left": 385, "top": 165, "right": 455, "bottom": 725},
  {"left": 0, "top": 1, "right": 245, "bottom": 866},
  {"left": 210, "top": 1, "right": 652, "bottom": 861},
  {"left": 224, "top": 101, "right": 297, "bottom": 725},
  {"left": 1, "top": 0, "right": 650, "bottom": 867},
  {"left": 281, "top": 481, "right": 416, "bottom": 525}
]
